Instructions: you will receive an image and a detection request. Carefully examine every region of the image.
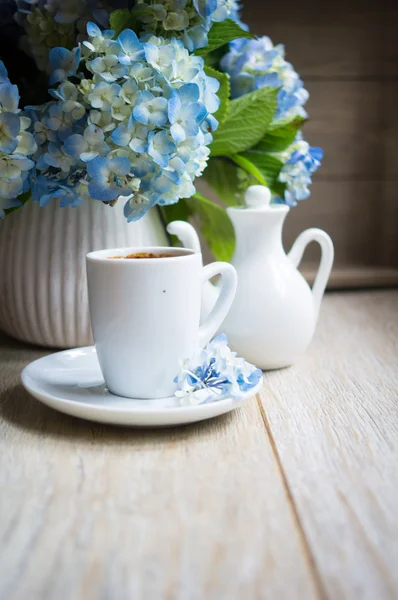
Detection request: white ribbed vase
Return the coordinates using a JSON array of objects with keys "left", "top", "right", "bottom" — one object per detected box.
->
[{"left": 0, "top": 199, "right": 168, "bottom": 348}]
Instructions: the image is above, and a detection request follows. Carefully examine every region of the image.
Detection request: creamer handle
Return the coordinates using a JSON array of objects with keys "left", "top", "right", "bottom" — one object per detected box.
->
[{"left": 288, "top": 228, "right": 334, "bottom": 320}]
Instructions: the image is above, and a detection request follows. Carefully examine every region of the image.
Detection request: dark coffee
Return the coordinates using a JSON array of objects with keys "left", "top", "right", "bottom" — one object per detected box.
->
[{"left": 110, "top": 252, "right": 174, "bottom": 259}]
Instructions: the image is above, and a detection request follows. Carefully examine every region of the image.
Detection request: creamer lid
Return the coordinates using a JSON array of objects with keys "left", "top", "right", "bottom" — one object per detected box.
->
[{"left": 245, "top": 185, "right": 272, "bottom": 208}]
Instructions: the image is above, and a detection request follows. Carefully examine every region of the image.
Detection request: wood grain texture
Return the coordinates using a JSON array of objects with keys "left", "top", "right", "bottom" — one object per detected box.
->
[
  {"left": 243, "top": 0, "right": 398, "bottom": 78},
  {"left": 236, "top": 0, "right": 398, "bottom": 275},
  {"left": 302, "top": 266, "right": 398, "bottom": 289},
  {"left": 260, "top": 290, "right": 398, "bottom": 600},
  {"left": 0, "top": 336, "right": 319, "bottom": 600},
  {"left": 282, "top": 182, "right": 398, "bottom": 267},
  {"left": 304, "top": 82, "right": 398, "bottom": 180}
]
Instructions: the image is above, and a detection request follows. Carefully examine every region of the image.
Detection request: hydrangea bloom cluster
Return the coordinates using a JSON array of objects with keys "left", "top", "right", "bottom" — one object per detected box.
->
[
  {"left": 275, "top": 133, "right": 323, "bottom": 206},
  {"left": 0, "top": 61, "right": 36, "bottom": 217},
  {"left": 133, "top": 0, "right": 244, "bottom": 51},
  {"left": 15, "top": 0, "right": 110, "bottom": 71},
  {"left": 174, "top": 334, "right": 262, "bottom": 405},
  {"left": 28, "top": 23, "right": 220, "bottom": 220},
  {"left": 220, "top": 36, "right": 309, "bottom": 121}
]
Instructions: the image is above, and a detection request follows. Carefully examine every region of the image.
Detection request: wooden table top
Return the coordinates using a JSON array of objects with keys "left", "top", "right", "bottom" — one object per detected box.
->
[{"left": 0, "top": 290, "right": 397, "bottom": 600}]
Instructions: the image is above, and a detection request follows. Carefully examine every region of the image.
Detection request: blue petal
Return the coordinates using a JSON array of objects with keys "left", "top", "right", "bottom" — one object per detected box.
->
[
  {"left": 0, "top": 61, "right": 8, "bottom": 84},
  {"left": 309, "top": 147, "right": 323, "bottom": 161},
  {"left": 0, "top": 113, "right": 20, "bottom": 152},
  {"left": 63, "top": 134, "right": 86, "bottom": 159},
  {"left": 111, "top": 124, "right": 130, "bottom": 147},
  {"left": 109, "top": 156, "right": 131, "bottom": 176},
  {"left": 149, "top": 110, "right": 168, "bottom": 127},
  {"left": 148, "top": 148, "right": 169, "bottom": 168},
  {"left": 87, "top": 21, "right": 102, "bottom": 37},
  {"left": 144, "top": 43, "right": 159, "bottom": 67},
  {"left": 167, "top": 93, "right": 181, "bottom": 125},
  {"left": 193, "top": 0, "right": 217, "bottom": 18},
  {"left": 170, "top": 122, "right": 186, "bottom": 143},
  {"left": 87, "top": 156, "right": 108, "bottom": 180},
  {"left": 0, "top": 112, "right": 20, "bottom": 137},
  {"left": 189, "top": 102, "right": 207, "bottom": 124},
  {"left": 123, "top": 193, "right": 157, "bottom": 222},
  {"left": 0, "top": 82, "right": 20, "bottom": 112},
  {"left": 89, "top": 181, "right": 119, "bottom": 201},
  {"left": 118, "top": 29, "right": 144, "bottom": 56},
  {"left": 133, "top": 104, "right": 149, "bottom": 125},
  {"left": 179, "top": 83, "right": 200, "bottom": 104},
  {"left": 129, "top": 138, "right": 148, "bottom": 153},
  {"left": 49, "top": 69, "right": 66, "bottom": 85},
  {"left": 202, "top": 114, "right": 218, "bottom": 132},
  {"left": 49, "top": 47, "right": 70, "bottom": 71},
  {"left": 183, "top": 25, "right": 208, "bottom": 51}
]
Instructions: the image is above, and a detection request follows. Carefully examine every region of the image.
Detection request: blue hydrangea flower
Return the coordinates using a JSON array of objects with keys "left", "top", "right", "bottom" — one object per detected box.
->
[
  {"left": 221, "top": 36, "right": 309, "bottom": 121},
  {"left": 88, "top": 82, "right": 121, "bottom": 111},
  {"left": 15, "top": 0, "right": 111, "bottom": 72},
  {"left": 123, "top": 188, "right": 159, "bottom": 222},
  {"left": 49, "top": 47, "right": 81, "bottom": 85},
  {"left": 0, "top": 113, "right": 21, "bottom": 154},
  {"left": 0, "top": 61, "right": 36, "bottom": 217},
  {"left": 174, "top": 334, "right": 262, "bottom": 405},
  {"left": 111, "top": 118, "right": 149, "bottom": 154},
  {"left": 168, "top": 84, "right": 207, "bottom": 143},
  {"left": 0, "top": 62, "right": 8, "bottom": 84},
  {"left": 29, "top": 24, "right": 219, "bottom": 219},
  {"left": 148, "top": 130, "right": 176, "bottom": 168},
  {"left": 275, "top": 133, "right": 323, "bottom": 206},
  {"left": 64, "top": 125, "right": 109, "bottom": 162},
  {"left": 133, "top": 0, "right": 244, "bottom": 51},
  {"left": 87, "top": 156, "right": 136, "bottom": 201},
  {"left": 133, "top": 91, "right": 169, "bottom": 127},
  {"left": 0, "top": 80, "right": 20, "bottom": 114},
  {"left": 118, "top": 29, "right": 145, "bottom": 65}
]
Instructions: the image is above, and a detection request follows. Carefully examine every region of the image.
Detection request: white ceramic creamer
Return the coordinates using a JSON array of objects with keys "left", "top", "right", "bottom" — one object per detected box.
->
[{"left": 168, "top": 185, "right": 334, "bottom": 369}]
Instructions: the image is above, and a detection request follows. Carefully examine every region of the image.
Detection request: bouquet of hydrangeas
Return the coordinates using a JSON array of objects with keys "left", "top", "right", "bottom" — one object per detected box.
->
[{"left": 0, "top": 0, "right": 323, "bottom": 259}]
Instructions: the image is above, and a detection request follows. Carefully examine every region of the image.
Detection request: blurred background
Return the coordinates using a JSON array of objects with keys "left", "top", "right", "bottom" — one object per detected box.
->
[
  {"left": 242, "top": 0, "right": 398, "bottom": 288},
  {"left": 1, "top": 0, "right": 396, "bottom": 288}
]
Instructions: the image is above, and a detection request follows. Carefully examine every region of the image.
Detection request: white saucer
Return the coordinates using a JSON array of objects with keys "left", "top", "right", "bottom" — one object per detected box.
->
[{"left": 21, "top": 347, "right": 263, "bottom": 427}]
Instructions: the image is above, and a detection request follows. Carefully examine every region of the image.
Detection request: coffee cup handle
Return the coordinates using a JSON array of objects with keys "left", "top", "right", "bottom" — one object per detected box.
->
[{"left": 198, "top": 262, "right": 237, "bottom": 348}]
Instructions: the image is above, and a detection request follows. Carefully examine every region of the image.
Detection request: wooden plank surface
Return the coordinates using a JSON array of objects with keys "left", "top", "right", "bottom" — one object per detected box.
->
[
  {"left": 237, "top": 0, "right": 398, "bottom": 274},
  {"left": 260, "top": 290, "right": 398, "bottom": 600},
  {"left": 302, "top": 266, "right": 398, "bottom": 289},
  {"left": 0, "top": 338, "right": 319, "bottom": 600},
  {"left": 243, "top": 0, "right": 398, "bottom": 78},
  {"left": 304, "top": 82, "right": 398, "bottom": 180},
  {"left": 282, "top": 182, "right": 398, "bottom": 268},
  {"left": 1, "top": 291, "right": 398, "bottom": 598}
]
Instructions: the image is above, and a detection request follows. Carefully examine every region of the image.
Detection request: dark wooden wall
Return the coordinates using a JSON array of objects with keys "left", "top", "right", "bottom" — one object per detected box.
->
[{"left": 240, "top": 0, "right": 398, "bottom": 286}]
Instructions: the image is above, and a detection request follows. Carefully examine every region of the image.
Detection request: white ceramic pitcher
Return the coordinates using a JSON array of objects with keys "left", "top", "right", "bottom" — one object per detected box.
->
[{"left": 168, "top": 185, "right": 334, "bottom": 369}]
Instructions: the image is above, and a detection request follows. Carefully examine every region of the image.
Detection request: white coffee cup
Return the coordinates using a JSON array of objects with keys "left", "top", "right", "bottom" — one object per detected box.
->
[{"left": 86, "top": 247, "right": 237, "bottom": 399}]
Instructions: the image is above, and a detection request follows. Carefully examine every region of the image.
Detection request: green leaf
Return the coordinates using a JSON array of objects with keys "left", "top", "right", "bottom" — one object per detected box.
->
[
  {"left": 255, "top": 117, "right": 306, "bottom": 153},
  {"left": 271, "top": 181, "right": 287, "bottom": 198},
  {"left": 195, "top": 19, "right": 254, "bottom": 57},
  {"left": 268, "top": 115, "right": 306, "bottom": 131},
  {"left": 4, "top": 191, "right": 31, "bottom": 217},
  {"left": 229, "top": 154, "right": 266, "bottom": 185},
  {"left": 242, "top": 152, "right": 284, "bottom": 188},
  {"left": 210, "top": 86, "right": 278, "bottom": 156},
  {"left": 204, "top": 66, "right": 230, "bottom": 125},
  {"left": 185, "top": 193, "right": 235, "bottom": 261},
  {"left": 201, "top": 157, "right": 243, "bottom": 206},
  {"left": 110, "top": 9, "right": 135, "bottom": 37}
]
